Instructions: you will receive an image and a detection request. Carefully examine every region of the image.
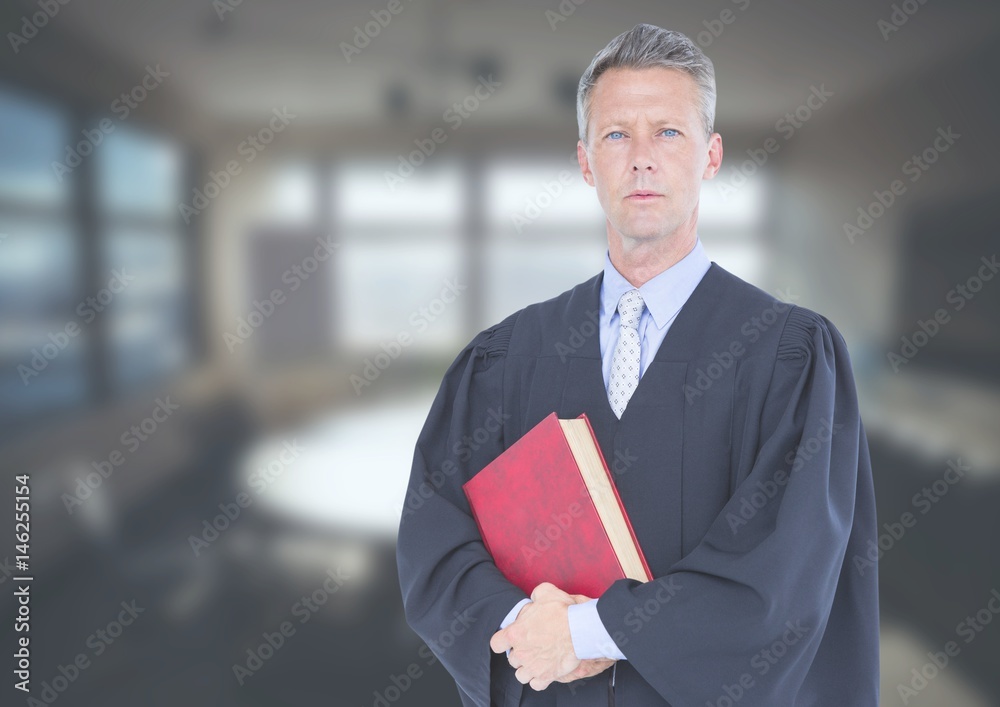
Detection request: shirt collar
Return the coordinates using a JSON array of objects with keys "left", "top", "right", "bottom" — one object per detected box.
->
[{"left": 601, "top": 237, "right": 711, "bottom": 330}]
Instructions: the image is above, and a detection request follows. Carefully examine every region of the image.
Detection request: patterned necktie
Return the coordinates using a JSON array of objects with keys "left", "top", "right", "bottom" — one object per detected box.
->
[{"left": 608, "top": 289, "right": 645, "bottom": 419}]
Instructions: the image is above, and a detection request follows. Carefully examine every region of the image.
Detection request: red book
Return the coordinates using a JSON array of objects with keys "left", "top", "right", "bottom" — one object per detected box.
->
[{"left": 462, "top": 412, "right": 653, "bottom": 598}]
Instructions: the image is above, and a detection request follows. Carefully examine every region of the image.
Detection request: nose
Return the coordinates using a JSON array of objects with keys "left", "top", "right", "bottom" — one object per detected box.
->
[{"left": 630, "top": 136, "right": 657, "bottom": 172}]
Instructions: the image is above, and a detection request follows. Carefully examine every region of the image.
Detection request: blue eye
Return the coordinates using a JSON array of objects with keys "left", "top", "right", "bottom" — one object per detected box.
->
[{"left": 606, "top": 129, "right": 677, "bottom": 140}]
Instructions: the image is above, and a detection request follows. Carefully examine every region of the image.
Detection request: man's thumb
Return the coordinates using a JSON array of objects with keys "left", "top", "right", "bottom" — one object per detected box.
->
[{"left": 530, "top": 582, "right": 557, "bottom": 600}]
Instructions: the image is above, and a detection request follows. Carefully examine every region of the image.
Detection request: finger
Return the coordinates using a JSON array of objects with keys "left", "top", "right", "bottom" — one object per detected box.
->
[
  {"left": 489, "top": 630, "right": 509, "bottom": 654},
  {"left": 532, "top": 583, "right": 574, "bottom": 606},
  {"left": 529, "top": 676, "right": 551, "bottom": 691},
  {"left": 530, "top": 582, "right": 556, "bottom": 600}
]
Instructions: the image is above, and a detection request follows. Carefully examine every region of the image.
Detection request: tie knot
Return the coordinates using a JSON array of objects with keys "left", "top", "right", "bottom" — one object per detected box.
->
[{"left": 617, "top": 289, "right": 644, "bottom": 329}]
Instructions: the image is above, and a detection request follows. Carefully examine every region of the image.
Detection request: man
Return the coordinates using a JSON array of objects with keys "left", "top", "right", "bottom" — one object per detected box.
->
[{"left": 396, "top": 23, "right": 879, "bottom": 707}]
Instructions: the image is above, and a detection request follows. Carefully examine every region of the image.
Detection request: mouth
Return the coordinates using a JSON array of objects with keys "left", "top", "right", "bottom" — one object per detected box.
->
[{"left": 625, "top": 190, "right": 663, "bottom": 201}]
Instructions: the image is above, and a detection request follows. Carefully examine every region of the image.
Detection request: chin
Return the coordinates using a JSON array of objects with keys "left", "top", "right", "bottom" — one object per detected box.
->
[
  {"left": 616, "top": 228, "right": 663, "bottom": 243},
  {"left": 616, "top": 217, "right": 672, "bottom": 241}
]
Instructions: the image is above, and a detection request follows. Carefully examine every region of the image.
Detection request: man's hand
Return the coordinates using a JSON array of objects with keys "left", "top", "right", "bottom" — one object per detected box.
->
[
  {"left": 554, "top": 657, "right": 616, "bottom": 683},
  {"left": 489, "top": 582, "right": 612, "bottom": 691}
]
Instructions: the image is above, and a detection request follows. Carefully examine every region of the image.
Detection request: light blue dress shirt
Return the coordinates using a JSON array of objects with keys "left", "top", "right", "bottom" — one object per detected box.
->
[{"left": 499, "top": 237, "right": 712, "bottom": 661}]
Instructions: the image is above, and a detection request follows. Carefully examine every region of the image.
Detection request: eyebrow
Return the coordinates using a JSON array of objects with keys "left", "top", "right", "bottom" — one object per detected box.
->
[{"left": 597, "top": 115, "right": 687, "bottom": 127}]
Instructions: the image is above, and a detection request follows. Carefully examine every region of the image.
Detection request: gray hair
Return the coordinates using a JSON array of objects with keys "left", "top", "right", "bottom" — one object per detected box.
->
[{"left": 577, "top": 23, "right": 717, "bottom": 144}]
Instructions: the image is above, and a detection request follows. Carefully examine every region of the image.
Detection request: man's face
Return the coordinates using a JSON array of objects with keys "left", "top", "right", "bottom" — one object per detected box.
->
[{"left": 578, "top": 67, "right": 722, "bottom": 244}]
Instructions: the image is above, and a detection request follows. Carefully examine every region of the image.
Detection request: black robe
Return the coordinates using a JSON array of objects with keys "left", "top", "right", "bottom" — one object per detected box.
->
[{"left": 396, "top": 262, "right": 880, "bottom": 706}]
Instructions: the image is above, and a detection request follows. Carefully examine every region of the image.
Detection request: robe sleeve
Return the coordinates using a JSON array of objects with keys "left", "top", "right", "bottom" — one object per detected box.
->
[
  {"left": 396, "top": 314, "right": 529, "bottom": 707},
  {"left": 595, "top": 305, "right": 878, "bottom": 705}
]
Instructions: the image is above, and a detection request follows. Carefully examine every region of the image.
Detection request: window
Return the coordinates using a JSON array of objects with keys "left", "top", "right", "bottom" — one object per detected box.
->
[
  {"left": 0, "top": 85, "right": 194, "bottom": 427},
  {"left": 0, "top": 88, "right": 86, "bottom": 416},
  {"left": 700, "top": 175, "right": 769, "bottom": 285},
  {"left": 95, "top": 127, "right": 190, "bottom": 391},
  {"left": 331, "top": 159, "right": 467, "bottom": 353},
  {"left": 482, "top": 158, "right": 606, "bottom": 326},
  {"left": 325, "top": 154, "right": 770, "bottom": 361}
]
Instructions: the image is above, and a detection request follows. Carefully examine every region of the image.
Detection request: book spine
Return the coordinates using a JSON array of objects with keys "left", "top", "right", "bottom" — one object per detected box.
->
[{"left": 577, "top": 413, "right": 654, "bottom": 582}]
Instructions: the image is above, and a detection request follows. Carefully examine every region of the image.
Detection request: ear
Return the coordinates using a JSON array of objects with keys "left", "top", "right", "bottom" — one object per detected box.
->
[
  {"left": 577, "top": 140, "right": 595, "bottom": 187},
  {"left": 702, "top": 132, "right": 723, "bottom": 180}
]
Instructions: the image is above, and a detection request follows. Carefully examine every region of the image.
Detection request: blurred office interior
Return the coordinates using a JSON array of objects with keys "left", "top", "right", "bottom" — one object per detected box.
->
[{"left": 0, "top": 0, "right": 998, "bottom": 704}]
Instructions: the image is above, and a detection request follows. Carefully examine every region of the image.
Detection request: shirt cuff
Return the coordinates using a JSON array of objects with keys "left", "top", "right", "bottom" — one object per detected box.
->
[
  {"left": 500, "top": 598, "right": 532, "bottom": 630},
  {"left": 501, "top": 598, "right": 532, "bottom": 658},
  {"left": 567, "top": 599, "right": 627, "bottom": 661}
]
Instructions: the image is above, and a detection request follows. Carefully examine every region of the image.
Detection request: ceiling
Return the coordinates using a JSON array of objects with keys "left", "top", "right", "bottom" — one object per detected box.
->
[{"left": 9, "top": 0, "right": 1000, "bottom": 134}]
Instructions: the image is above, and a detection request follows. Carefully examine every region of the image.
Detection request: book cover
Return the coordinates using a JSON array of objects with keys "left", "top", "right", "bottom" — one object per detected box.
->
[{"left": 462, "top": 412, "right": 652, "bottom": 598}]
